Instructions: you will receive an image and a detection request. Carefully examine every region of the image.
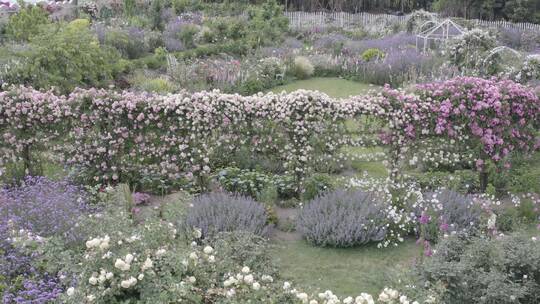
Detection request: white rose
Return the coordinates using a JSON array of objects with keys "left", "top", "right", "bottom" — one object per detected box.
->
[
  {"left": 138, "top": 274, "right": 144, "bottom": 280},
  {"left": 344, "top": 297, "right": 353, "bottom": 304},
  {"left": 188, "top": 276, "right": 196, "bottom": 283},
  {"left": 203, "top": 246, "right": 213, "bottom": 254},
  {"left": 243, "top": 274, "right": 254, "bottom": 284},
  {"left": 141, "top": 257, "right": 153, "bottom": 271},
  {"left": 114, "top": 259, "right": 130, "bottom": 271},
  {"left": 88, "top": 276, "right": 98, "bottom": 285},
  {"left": 105, "top": 272, "right": 114, "bottom": 280},
  {"left": 297, "top": 292, "right": 308, "bottom": 302},
  {"left": 252, "top": 282, "right": 261, "bottom": 290},
  {"left": 125, "top": 254, "right": 134, "bottom": 264},
  {"left": 241, "top": 266, "right": 250, "bottom": 274},
  {"left": 66, "top": 287, "right": 75, "bottom": 296},
  {"left": 99, "top": 241, "right": 110, "bottom": 250},
  {"left": 85, "top": 238, "right": 100, "bottom": 249}
]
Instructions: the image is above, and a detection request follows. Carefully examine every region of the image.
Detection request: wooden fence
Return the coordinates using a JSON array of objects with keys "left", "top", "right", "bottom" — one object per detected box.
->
[{"left": 285, "top": 11, "right": 540, "bottom": 32}]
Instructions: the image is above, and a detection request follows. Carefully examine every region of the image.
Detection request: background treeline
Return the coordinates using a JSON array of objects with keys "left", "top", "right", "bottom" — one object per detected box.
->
[{"left": 199, "top": 0, "right": 540, "bottom": 23}]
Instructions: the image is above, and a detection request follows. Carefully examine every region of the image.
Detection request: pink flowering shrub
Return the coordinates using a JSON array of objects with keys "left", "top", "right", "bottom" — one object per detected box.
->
[
  {"left": 0, "top": 85, "right": 71, "bottom": 177},
  {"left": 415, "top": 77, "right": 540, "bottom": 168}
]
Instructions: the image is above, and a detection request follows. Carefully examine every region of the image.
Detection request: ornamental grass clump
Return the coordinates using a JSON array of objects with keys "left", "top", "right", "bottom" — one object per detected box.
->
[
  {"left": 185, "top": 192, "right": 268, "bottom": 238},
  {"left": 292, "top": 56, "right": 314, "bottom": 79},
  {"left": 297, "top": 189, "right": 387, "bottom": 247}
]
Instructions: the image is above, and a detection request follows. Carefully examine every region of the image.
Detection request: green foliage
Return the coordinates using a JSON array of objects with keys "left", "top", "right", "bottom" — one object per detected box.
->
[
  {"left": 178, "top": 24, "right": 199, "bottom": 49},
  {"left": 5, "top": 4, "right": 50, "bottom": 42},
  {"left": 130, "top": 74, "right": 176, "bottom": 93},
  {"left": 361, "top": 48, "right": 385, "bottom": 62},
  {"left": 123, "top": 0, "right": 137, "bottom": 17},
  {"left": 215, "top": 167, "right": 297, "bottom": 201},
  {"left": 417, "top": 233, "right": 540, "bottom": 303},
  {"left": 504, "top": 0, "right": 539, "bottom": 23},
  {"left": 172, "top": 0, "right": 202, "bottom": 14},
  {"left": 150, "top": 0, "right": 166, "bottom": 30},
  {"left": 302, "top": 173, "right": 335, "bottom": 201},
  {"left": 104, "top": 28, "right": 150, "bottom": 59},
  {"left": 406, "top": 170, "right": 479, "bottom": 193},
  {"left": 2, "top": 20, "right": 122, "bottom": 93},
  {"left": 216, "top": 167, "right": 272, "bottom": 199},
  {"left": 245, "top": 0, "right": 289, "bottom": 47}
]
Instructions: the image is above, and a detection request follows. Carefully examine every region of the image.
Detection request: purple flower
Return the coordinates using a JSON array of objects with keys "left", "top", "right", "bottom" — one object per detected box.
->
[
  {"left": 419, "top": 211, "right": 431, "bottom": 225},
  {"left": 133, "top": 192, "right": 151, "bottom": 205},
  {"left": 0, "top": 176, "right": 89, "bottom": 243}
]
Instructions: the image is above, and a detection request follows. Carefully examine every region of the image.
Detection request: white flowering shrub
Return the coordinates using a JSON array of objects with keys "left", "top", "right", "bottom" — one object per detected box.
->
[
  {"left": 514, "top": 54, "right": 540, "bottom": 84},
  {"left": 446, "top": 28, "right": 498, "bottom": 73},
  {"left": 446, "top": 29, "right": 497, "bottom": 74},
  {"left": 406, "top": 10, "right": 436, "bottom": 33}
]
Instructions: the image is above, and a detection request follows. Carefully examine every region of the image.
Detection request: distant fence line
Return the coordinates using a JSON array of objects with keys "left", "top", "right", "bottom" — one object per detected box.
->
[{"left": 285, "top": 11, "right": 540, "bottom": 32}]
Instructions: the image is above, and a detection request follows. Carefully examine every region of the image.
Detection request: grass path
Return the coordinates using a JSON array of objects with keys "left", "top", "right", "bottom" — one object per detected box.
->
[
  {"left": 270, "top": 77, "right": 377, "bottom": 98},
  {"left": 270, "top": 239, "right": 419, "bottom": 296}
]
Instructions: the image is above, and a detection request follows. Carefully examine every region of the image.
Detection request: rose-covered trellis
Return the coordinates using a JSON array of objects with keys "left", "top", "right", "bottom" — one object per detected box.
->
[
  {"left": 1, "top": 86, "right": 360, "bottom": 194},
  {"left": 1, "top": 76, "right": 538, "bottom": 193},
  {"left": 369, "top": 77, "right": 540, "bottom": 190}
]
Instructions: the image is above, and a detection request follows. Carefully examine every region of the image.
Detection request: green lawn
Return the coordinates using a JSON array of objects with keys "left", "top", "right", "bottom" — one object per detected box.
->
[
  {"left": 270, "top": 77, "right": 377, "bottom": 98},
  {"left": 270, "top": 239, "right": 419, "bottom": 297}
]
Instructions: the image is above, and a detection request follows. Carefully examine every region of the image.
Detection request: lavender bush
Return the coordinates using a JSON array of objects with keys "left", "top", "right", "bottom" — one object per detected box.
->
[
  {"left": 0, "top": 176, "right": 89, "bottom": 244},
  {"left": 424, "top": 190, "right": 482, "bottom": 232},
  {"left": 418, "top": 189, "right": 483, "bottom": 241},
  {"left": 297, "top": 189, "right": 387, "bottom": 247},
  {"left": 185, "top": 192, "right": 268, "bottom": 238},
  {"left": 343, "top": 32, "right": 416, "bottom": 54}
]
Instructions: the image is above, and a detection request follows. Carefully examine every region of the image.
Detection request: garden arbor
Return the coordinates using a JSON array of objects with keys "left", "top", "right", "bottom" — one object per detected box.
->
[{"left": 415, "top": 19, "right": 466, "bottom": 52}]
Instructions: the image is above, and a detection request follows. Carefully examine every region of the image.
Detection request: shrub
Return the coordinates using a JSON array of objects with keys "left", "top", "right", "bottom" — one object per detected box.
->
[
  {"left": 302, "top": 173, "right": 334, "bottom": 201},
  {"left": 2, "top": 20, "right": 122, "bottom": 93},
  {"left": 0, "top": 176, "right": 89, "bottom": 243},
  {"left": 103, "top": 27, "right": 155, "bottom": 59},
  {"left": 361, "top": 48, "right": 385, "bottom": 62},
  {"left": 185, "top": 192, "right": 268, "bottom": 238},
  {"left": 417, "top": 233, "right": 540, "bottom": 303},
  {"left": 5, "top": 4, "right": 50, "bottom": 41},
  {"left": 245, "top": 0, "right": 288, "bottom": 47},
  {"left": 292, "top": 56, "right": 314, "bottom": 79},
  {"left": 406, "top": 9, "right": 435, "bottom": 33},
  {"left": 446, "top": 29, "right": 497, "bottom": 73},
  {"left": 216, "top": 168, "right": 272, "bottom": 199},
  {"left": 297, "top": 189, "right": 387, "bottom": 247},
  {"left": 204, "top": 231, "right": 275, "bottom": 276}
]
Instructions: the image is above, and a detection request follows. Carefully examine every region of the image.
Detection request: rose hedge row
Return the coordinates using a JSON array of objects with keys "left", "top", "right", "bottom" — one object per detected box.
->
[
  {"left": 1, "top": 86, "right": 359, "bottom": 192},
  {"left": 1, "top": 77, "right": 539, "bottom": 191}
]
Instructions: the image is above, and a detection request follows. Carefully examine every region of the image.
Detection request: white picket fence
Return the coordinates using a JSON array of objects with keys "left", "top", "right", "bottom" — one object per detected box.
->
[{"left": 285, "top": 11, "right": 540, "bottom": 32}]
